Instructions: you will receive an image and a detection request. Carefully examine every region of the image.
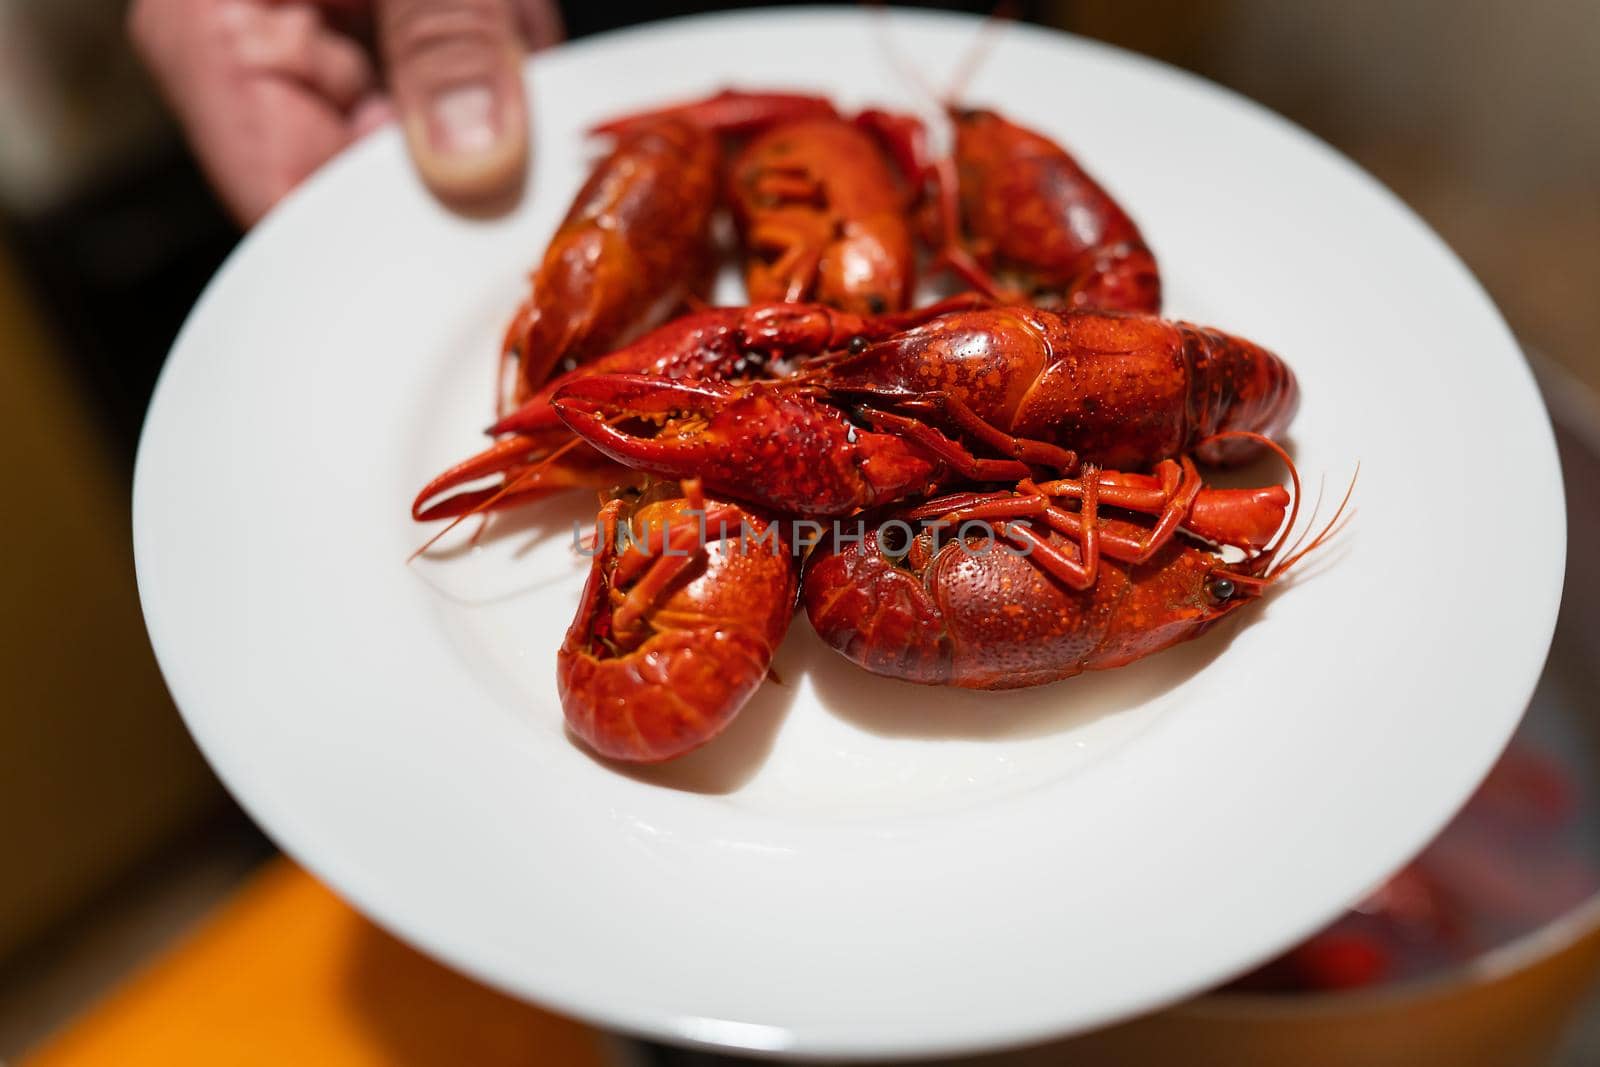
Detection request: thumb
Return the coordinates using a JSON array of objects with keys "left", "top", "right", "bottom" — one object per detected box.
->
[{"left": 378, "top": 0, "right": 529, "bottom": 209}]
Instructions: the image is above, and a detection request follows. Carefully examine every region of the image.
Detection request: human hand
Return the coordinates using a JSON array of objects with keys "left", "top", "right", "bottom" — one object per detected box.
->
[{"left": 129, "top": 0, "right": 563, "bottom": 225}]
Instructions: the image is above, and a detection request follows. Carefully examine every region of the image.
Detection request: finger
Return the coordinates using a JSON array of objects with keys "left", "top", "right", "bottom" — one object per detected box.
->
[
  {"left": 510, "top": 0, "right": 563, "bottom": 50},
  {"left": 308, "top": 27, "right": 376, "bottom": 108},
  {"left": 377, "top": 0, "right": 528, "bottom": 209},
  {"left": 243, "top": 78, "right": 355, "bottom": 221},
  {"left": 350, "top": 93, "right": 395, "bottom": 138},
  {"left": 234, "top": 2, "right": 375, "bottom": 110},
  {"left": 129, "top": 0, "right": 358, "bottom": 225},
  {"left": 206, "top": 76, "right": 353, "bottom": 225}
]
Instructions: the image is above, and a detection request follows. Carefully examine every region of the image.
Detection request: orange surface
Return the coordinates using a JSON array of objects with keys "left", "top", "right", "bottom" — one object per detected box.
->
[{"left": 23, "top": 859, "right": 610, "bottom": 1067}]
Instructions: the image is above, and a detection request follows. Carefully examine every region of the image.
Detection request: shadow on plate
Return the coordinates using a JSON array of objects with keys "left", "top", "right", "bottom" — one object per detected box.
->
[
  {"left": 1200, "top": 432, "right": 1300, "bottom": 489},
  {"left": 409, "top": 491, "right": 602, "bottom": 605},
  {"left": 796, "top": 610, "right": 1245, "bottom": 743},
  {"left": 574, "top": 669, "right": 804, "bottom": 796},
  {"left": 601, "top": 595, "right": 1264, "bottom": 797}
]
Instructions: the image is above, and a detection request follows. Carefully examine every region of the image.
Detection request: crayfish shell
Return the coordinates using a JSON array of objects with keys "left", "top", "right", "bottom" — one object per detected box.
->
[
  {"left": 804, "top": 521, "right": 1238, "bottom": 690},
  {"left": 558, "top": 490, "right": 797, "bottom": 762}
]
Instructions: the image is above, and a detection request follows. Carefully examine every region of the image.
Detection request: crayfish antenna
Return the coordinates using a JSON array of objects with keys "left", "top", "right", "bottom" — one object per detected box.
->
[
  {"left": 1267, "top": 463, "right": 1359, "bottom": 580},
  {"left": 1272, "top": 472, "right": 1326, "bottom": 569},
  {"left": 868, "top": 1, "right": 1015, "bottom": 113},
  {"left": 868, "top": 3, "right": 940, "bottom": 112},
  {"left": 407, "top": 436, "right": 588, "bottom": 563},
  {"left": 941, "top": 2, "right": 1016, "bottom": 109},
  {"left": 865, "top": 5, "right": 1020, "bottom": 305},
  {"left": 1189, "top": 432, "right": 1357, "bottom": 596}
]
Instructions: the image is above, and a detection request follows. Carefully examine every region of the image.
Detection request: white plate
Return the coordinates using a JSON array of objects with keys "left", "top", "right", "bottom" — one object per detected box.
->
[{"left": 133, "top": 8, "right": 1565, "bottom": 1060}]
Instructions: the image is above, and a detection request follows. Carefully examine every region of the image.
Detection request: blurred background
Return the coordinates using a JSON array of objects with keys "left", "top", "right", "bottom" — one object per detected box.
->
[{"left": 1, "top": 1, "right": 1596, "bottom": 1063}]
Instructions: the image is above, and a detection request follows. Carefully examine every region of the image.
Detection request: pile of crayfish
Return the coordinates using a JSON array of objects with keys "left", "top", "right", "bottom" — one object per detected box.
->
[{"left": 411, "top": 88, "right": 1348, "bottom": 764}]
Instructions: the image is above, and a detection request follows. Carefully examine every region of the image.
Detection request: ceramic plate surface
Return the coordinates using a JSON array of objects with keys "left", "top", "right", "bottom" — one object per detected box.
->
[{"left": 133, "top": 8, "right": 1565, "bottom": 1059}]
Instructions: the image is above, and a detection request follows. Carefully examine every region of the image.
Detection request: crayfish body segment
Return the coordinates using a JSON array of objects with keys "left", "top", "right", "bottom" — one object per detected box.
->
[
  {"left": 814, "top": 307, "right": 1300, "bottom": 470},
  {"left": 804, "top": 513, "right": 1265, "bottom": 689},
  {"left": 502, "top": 118, "right": 721, "bottom": 409},
  {"left": 728, "top": 116, "right": 918, "bottom": 315},
  {"left": 557, "top": 481, "right": 798, "bottom": 763},
  {"left": 597, "top": 90, "right": 928, "bottom": 315},
  {"left": 937, "top": 108, "right": 1162, "bottom": 315}
]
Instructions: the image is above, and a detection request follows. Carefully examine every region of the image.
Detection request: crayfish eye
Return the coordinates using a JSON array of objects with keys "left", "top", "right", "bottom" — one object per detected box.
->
[
  {"left": 847, "top": 335, "right": 868, "bottom": 355},
  {"left": 1207, "top": 576, "right": 1237, "bottom": 603}
]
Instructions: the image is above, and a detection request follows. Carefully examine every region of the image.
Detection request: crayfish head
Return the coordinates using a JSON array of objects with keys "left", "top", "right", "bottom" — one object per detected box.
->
[
  {"left": 1197, "top": 458, "right": 1360, "bottom": 617},
  {"left": 1199, "top": 563, "right": 1269, "bottom": 621},
  {"left": 1092, "top": 547, "right": 1266, "bottom": 668}
]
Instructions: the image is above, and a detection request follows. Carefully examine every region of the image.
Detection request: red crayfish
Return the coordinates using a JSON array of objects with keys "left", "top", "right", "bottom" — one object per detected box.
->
[
  {"left": 499, "top": 116, "right": 721, "bottom": 411},
  {"left": 550, "top": 306, "right": 1298, "bottom": 515},
  {"left": 596, "top": 89, "right": 932, "bottom": 315},
  {"left": 412, "top": 296, "right": 988, "bottom": 522},
  {"left": 803, "top": 437, "right": 1346, "bottom": 688},
  {"left": 414, "top": 78, "right": 1342, "bottom": 766},
  {"left": 932, "top": 107, "right": 1162, "bottom": 314},
  {"left": 559, "top": 479, "right": 797, "bottom": 762}
]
